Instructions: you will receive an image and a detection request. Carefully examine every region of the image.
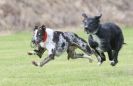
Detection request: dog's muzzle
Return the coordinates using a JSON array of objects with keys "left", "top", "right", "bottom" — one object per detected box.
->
[
  {"left": 30, "top": 40, "right": 36, "bottom": 48},
  {"left": 30, "top": 38, "right": 40, "bottom": 48}
]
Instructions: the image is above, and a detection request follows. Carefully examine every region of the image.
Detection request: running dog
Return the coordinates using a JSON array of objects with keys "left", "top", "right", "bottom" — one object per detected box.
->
[
  {"left": 28, "top": 25, "right": 94, "bottom": 67},
  {"left": 82, "top": 13, "right": 125, "bottom": 66}
]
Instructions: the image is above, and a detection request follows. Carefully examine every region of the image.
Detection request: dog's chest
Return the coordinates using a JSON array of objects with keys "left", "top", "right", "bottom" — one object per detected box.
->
[{"left": 92, "top": 34, "right": 103, "bottom": 52}]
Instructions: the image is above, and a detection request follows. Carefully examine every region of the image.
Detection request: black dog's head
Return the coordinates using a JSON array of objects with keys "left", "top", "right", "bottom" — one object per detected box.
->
[{"left": 82, "top": 13, "right": 102, "bottom": 34}]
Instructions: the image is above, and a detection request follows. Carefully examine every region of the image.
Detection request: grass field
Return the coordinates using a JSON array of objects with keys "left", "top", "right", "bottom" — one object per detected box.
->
[{"left": 0, "top": 28, "right": 133, "bottom": 86}]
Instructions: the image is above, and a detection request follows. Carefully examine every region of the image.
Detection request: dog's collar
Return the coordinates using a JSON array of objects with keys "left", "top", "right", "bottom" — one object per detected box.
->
[{"left": 43, "top": 31, "right": 47, "bottom": 42}]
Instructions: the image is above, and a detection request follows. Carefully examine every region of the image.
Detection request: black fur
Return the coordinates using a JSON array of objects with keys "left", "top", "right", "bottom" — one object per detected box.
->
[{"left": 82, "top": 13, "right": 125, "bottom": 66}]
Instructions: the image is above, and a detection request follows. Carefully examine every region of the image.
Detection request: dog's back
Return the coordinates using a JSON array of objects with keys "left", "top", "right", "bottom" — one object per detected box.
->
[
  {"left": 100, "top": 22, "right": 124, "bottom": 50},
  {"left": 52, "top": 31, "right": 92, "bottom": 55}
]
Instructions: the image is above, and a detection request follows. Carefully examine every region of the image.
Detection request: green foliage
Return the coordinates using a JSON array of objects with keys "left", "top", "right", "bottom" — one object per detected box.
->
[{"left": 0, "top": 29, "right": 133, "bottom": 86}]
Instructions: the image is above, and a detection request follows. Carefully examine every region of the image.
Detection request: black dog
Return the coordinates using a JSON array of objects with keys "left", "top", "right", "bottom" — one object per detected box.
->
[
  {"left": 28, "top": 25, "right": 93, "bottom": 67},
  {"left": 82, "top": 13, "right": 125, "bottom": 66}
]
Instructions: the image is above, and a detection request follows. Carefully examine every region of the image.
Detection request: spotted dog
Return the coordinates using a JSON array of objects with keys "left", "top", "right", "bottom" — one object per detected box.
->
[
  {"left": 82, "top": 13, "right": 125, "bottom": 66},
  {"left": 28, "top": 25, "right": 93, "bottom": 67}
]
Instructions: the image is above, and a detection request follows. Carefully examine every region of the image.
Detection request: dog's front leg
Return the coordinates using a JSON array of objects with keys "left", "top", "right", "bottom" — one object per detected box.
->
[
  {"left": 27, "top": 50, "right": 37, "bottom": 55},
  {"left": 28, "top": 47, "right": 46, "bottom": 58},
  {"left": 32, "top": 54, "right": 54, "bottom": 67},
  {"left": 32, "top": 48, "right": 55, "bottom": 67}
]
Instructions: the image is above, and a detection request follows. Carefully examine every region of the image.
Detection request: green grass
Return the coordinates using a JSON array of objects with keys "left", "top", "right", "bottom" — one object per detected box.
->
[{"left": 0, "top": 28, "right": 133, "bottom": 86}]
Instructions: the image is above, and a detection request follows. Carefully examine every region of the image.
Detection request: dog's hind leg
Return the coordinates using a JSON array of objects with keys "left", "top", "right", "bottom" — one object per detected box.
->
[
  {"left": 111, "top": 35, "right": 123, "bottom": 66},
  {"left": 67, "top": 46, "right": 76, "bottom": 60},
  {"left": 67, "top": 46, "right": 93, "bottom": 63},
  {"left": 111, "top": 50, "right": 119, "bottom": 66},
  {"left": 107, "top": 50, "right": 114, "bottom": 66},
  {"left": 75, "top": 53, "right": 93, "bottom": 63}
]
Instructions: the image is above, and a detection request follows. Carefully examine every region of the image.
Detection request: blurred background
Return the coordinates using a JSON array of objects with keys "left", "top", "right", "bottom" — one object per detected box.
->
[{"left": 0, "top": 0, "right": 133, "bottom": 33}]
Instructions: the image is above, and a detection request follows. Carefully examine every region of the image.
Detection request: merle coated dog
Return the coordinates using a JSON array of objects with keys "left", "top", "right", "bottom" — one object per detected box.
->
[
  {"left": 82, "top": 13, "right": 125, "bottom": 66},
  {"left": 28, "top": 25, "right": 93, "bottom": 67}
]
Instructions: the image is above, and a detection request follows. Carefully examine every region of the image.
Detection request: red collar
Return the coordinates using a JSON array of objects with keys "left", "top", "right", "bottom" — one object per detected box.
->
[{"left": 43, "top": 32, "right": 47, "bottom": 42}]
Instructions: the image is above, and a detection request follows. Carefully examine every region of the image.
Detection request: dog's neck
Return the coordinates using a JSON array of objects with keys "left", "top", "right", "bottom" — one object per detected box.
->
[
  {"left": 96, "top": 24, "right": 101, "bottom": 34},
  {"left": 90, "top": 24, "right": 101, "bottom": 35},
  {"left": 43, "top": 31, "right": 47, "bottom": 42}
]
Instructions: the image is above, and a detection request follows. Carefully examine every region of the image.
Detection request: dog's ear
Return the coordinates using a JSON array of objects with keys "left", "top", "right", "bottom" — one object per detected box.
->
[
  {"left": 34, "top": 25, "right": 38, "bottom": 31},
  {"left": 41, "top": 25, "right": 46, "bottom": 31},
  {"left": 82, "top": 13, "right": 88, "bottom": 19},
  {"left": 95, "top": 14, "right": 102, "bottom": 20}
]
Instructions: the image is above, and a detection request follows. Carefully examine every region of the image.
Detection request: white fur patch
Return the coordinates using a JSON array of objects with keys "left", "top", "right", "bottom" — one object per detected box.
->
[
  {"left": 45, "top": 28, "right": 56, "bottom": 55},
  {"left": 110, "top": 60, "right": 115, "bottom": 64},
  {"left": 92, "top": 34, "right": 103, "bottom": 52},
  {"left": 39, "top": 28, "right": 55, "bottom": 48},
  {"left": 33, "top": 29, "right": 38, "bottom": 41},
  {"left": 97, "top": 62, "right": 102, "bottom": 66}
]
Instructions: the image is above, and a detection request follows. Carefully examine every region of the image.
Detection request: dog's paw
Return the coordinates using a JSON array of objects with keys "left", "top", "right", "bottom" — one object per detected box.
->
[
  {"left": 32, "top": 61, "right": 39, "bottom": 66},
  {"left": 110, "top": 60, "right": 117, "bottom": 66},
  {"left": 27, "top": 51, "right": 36, "bottom": 55},
  {"left": 97, "top": 62, "right": 102, "bottom": 66},
  {"left": 27, "top": 51, "right": 32, "bottom": 55}
]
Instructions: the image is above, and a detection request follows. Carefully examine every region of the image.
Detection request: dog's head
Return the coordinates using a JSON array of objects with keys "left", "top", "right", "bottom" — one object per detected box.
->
[
  {"left": 32, "top": 25, "right": 46, "bottom": 45},
  {"left": 82, "top": 13, "right": 102, "bottom": 34},
  {"left": 31, "top": 25, "right": 39, "bottom": 46}
]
